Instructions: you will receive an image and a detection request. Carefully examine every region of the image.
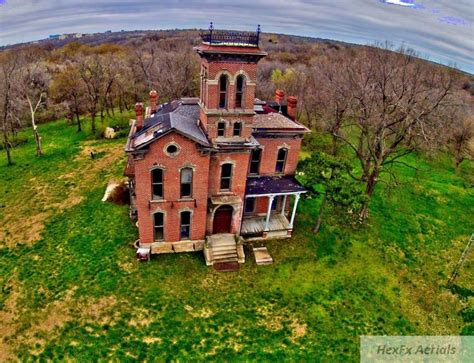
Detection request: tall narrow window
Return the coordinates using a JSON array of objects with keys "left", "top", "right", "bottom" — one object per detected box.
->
[
  {"left": 271, "top": 196, "right": 280, "bottom": 211},
  {"left": 180, "top": 211, "right": 191, "bottom": 240},
  {"left": 217, "top": 121, "right": 226, "bottom": 137},
  {"left": 245, "top": 197, "right": 255, "bottom": 214},
  {"left": 180, "top": 168, "right": 193, "bottom": 198},
  {"left": 220, "top": 163, "right": 233, "bottom": 191},
  {"left": 151, "top": 168, "right": 163, "bottom": 199},
  {"left": 219, "top": 74, "right": 228, "bottom": 109},
  {"left": 249, "top": 148, "right": 261, "bottom": 175},
  {"left": 275, "top": 148, "right": 288, "bottom": 173},
  {"left": 153, "top": 212, "right": 164, "bottom": 241},
  {"left": 235, "top": 75, "right": 245, "bottom": 108},
  {"left": 233, "top": 122, "right": 242, "bottom": 137}
]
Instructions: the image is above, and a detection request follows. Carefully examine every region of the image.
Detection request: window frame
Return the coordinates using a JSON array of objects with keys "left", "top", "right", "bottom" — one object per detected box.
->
[
  {"left": 180, "top": 211, "right": 192, "bottom": 240},
  {"left": 249, "top": 148, "right": 262, "bottom": 175},
  {"left": 233, "top": 122, "right": 242, "bottom": 137},
  {"left": 217, "top": 121, "right": 226, "bottom": 137},
  {"left": 151, "top": 168, "right": 164, "bottom": 200},
  {"left": 244, "top": 197, "right": 256, "bottom": 214},
  {"left": 218, "top": 74, "right": 228, "bottom": 109},
  {"left": 275, "top": 148, "right": 288, "bottom": 174},
  {"left": 220, "top": 163, "right": 233, "bottom": 191},
  {"left": 235, "top": 75, "right": 245, "bottom": 108},
  {"left": 153, "top": 212, "right": 165, "bottom": 241},
  {"left": 180, "top": 167, "right": 193, "bottom": 199}
]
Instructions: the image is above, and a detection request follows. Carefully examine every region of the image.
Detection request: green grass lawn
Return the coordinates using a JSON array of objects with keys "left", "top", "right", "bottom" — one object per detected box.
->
[{"left": 0, "top": 118, "right": 473, "bottom": 361}]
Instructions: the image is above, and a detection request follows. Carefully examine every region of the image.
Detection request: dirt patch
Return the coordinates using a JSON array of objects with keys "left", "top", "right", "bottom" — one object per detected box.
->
[
  {"left": 1, "top": 142, "right": 125, "bottom": 248},
  {"left": 143, "top": 337, "right": 162, "bottom": 344},
  {"left": 289, "top": 319, "right": 307, "bottom": 342}
]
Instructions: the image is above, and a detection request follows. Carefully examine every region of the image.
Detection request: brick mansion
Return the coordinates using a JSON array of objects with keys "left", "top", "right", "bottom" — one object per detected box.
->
[{"left": 125, "top": 26, "right": 310, "bottom": 266}]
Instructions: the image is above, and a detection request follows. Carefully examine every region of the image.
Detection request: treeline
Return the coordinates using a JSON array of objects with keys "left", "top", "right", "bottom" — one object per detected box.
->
[{"left": 1, "top": 31, "right": 473, "bottom": 181}]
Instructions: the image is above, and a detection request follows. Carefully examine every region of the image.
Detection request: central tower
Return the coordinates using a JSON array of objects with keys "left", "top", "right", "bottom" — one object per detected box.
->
[{"left": 194, "top": 24, "right": 267, "bottom": 140}]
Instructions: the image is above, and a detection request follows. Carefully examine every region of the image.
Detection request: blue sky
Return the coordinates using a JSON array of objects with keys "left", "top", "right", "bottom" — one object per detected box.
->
[{"left": 0, "top": 0, "right": 472, "bottom": 73}]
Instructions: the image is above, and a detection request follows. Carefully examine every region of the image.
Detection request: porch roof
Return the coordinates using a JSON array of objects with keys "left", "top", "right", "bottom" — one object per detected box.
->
[{"left": 245, "top": 175, "right": 306, "bottom": 196}]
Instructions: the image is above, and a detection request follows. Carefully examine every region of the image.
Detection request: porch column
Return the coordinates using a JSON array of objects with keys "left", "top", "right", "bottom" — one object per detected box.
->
[
  {"left": 264, "top": 195, "right": 275, "bottom": 231},
  {"left": 288, "top": 193, "right": 301, "bottom": 229},
  {"left": 281, "top": 194, "right": 287, "bottom": 216}
]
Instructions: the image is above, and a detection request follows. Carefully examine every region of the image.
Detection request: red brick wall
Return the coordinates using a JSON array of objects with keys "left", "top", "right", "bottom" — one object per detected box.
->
[
  {"left": 134, "top": 132, "right": 210, "bottom": 244},
  {"left": 208, "top": 151, "right": 250, "bottom": 197},
  {"left": 255, "top": 137, "right": 303, "bottom": 176}
]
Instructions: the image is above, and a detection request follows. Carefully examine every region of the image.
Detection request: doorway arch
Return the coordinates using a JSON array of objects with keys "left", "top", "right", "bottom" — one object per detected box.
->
[{"left": 212, "top": 205, "right": 233, "bottom": 234}]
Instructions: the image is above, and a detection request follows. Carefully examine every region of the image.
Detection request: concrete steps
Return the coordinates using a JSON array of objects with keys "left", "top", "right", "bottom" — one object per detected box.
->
[{"left": 204, "top": 234, "right": 245, "bottom": 267}]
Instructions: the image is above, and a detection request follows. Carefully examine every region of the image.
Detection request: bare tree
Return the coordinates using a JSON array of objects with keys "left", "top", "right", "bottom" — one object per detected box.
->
[
  {"left": 0, "top": 51, "right": 22, "bottom": 165},
  {"left": 50, "top": 64, "right": 85, "bottom": 132},
  {"left": 76, "top": 53, "right": 103, "bottom": 133},
  {"left": 330, "top": 45, "right": 455, "bottom": 219},
  {"left": 18, "top": 49, "right": 50, "bottom": 157}
]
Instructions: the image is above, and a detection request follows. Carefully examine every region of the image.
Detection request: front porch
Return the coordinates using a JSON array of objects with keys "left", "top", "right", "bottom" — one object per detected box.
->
[
  {"left": 241, "top": 214, "right": 291, "bottom": 238},
  {"left": 240, "top": 175, "right": 306, "bottom": 240}
]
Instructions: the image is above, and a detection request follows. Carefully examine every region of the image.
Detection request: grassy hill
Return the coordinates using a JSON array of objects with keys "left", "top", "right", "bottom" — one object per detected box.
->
[{"left": 0, "top": 118, "right": 473, "bottom": 361}]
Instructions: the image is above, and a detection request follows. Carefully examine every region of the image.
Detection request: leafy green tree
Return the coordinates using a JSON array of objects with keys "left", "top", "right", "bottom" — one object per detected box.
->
[{"left": 297, "top": 151, "right": 366, "bottom": 232}]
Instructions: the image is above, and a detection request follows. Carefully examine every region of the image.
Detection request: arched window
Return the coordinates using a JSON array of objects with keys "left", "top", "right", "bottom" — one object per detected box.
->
[
  {"left": 275, "top": 148, "right": 288, "bottom": 173},
  {"left": 180, "top": 167, "right": 193, "bottom": 198},
  {"left": 219, "top": 74, "right": 228, "bottom": 109},
  {"left": 217, "top": 121, "right": 226, "bottom": 137},
  {"left": 233, "top": 122, "right": 242, "bottom": 137},
  {"left": 220, "top": 163, "right": 233, "bottom": 191},
  {"left": 151, "top": 168, "right": 164, "bottom": 199},
  {"left": 235, "top": 75, "right": 245, "bottom": 108},
  {"left": 180, "top": 211, "right": 192, "bottom": 240},
  {"left": 153, "top": 212, "right": 164, "bottom": 241}
]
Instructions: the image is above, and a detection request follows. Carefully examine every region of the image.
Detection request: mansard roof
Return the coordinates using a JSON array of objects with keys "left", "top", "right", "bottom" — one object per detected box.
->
[{"left": 131, "top": 99, "right": 210, "bottom": 150}]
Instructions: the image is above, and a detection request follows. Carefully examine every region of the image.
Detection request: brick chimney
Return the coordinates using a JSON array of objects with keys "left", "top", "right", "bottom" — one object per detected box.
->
[
  {"left": 149, "top": 90, "right": 158, "bottom": 114},
  {"left": 135, "top": 102, "right": 144, "bottom": 130},
  {"left": 275, "top": 89, "right": 285, "bottom": 104},
  {"left": 287, "top": 96, "right": 297, "bottom": 120}
]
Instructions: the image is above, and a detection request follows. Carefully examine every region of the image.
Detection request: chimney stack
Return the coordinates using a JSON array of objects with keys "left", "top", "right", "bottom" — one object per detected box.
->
[
  {"left": 287, "top": 96, "right": 297, "bottom": 120},
  {"left": 275, "top": 89, "right": 285, "bottom": 104},
  {"left": 149, "top": 90, "right": 158, "bottom": 114},
  {"left": 135, "top": 102, "right": 144, "bottom": 130}
]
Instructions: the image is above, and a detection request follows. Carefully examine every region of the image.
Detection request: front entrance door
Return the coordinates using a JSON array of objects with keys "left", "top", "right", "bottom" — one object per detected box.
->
[{"left": 213, "top": 205, "right": 233, "bottom": 234}]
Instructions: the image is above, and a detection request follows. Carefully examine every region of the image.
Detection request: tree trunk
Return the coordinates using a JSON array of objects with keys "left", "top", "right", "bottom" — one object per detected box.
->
[
  {"left": 313, "top": 192, "right": 327, "bottom": 233},
  {"left": 76, "top": 112, "right": 81, "bottom": 132},
  {"left": 33, "top": 124, "right": 42, "bottom": 157},
  {"left": 2, "top": 131, "right": 12, "bottom": 166},
  {"left": 91, "top": 112, "right": 96, "bottom": 133},
  {"left": 359, "top": 169, "right": 379, "bottom": 220}
]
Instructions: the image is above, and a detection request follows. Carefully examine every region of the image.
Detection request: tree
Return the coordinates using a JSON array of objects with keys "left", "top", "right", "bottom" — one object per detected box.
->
[
  {"left": 330, "top": 45, "right": 455, "bottom": 219},
  {"left": 50, "top": 64, "right": 85, "bottom": 132},
  {"left": 18, "top": 48, "right": 50, "bottom": 157},
  {"left": 449, "top": 114, "right": 474, "bottom": 170},
  {"left": 76, "top": 52, "right": 103, "bottom": 133},
  {"left": 0, "top": 51, "right": 22, "bottom": 165},
  {"left": 297, "top": 152, "right": 366, "bottom": 233}
]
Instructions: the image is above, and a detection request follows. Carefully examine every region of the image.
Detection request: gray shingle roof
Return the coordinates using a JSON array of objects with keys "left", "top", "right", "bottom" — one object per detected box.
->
[{"left": 132, "top": 100, "right": 210, "bottom": 149}]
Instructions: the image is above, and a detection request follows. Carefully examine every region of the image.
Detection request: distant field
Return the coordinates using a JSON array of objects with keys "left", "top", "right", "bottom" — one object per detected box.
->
[{"left": 0, "top": 118, "right": 472, "bottom": 361}]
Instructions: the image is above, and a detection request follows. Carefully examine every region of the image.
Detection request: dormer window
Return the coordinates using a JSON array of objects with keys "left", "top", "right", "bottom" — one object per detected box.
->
[
  {"left": 235, "top": 75, "right": 245, "bottom": 108},
  {"left": 219, "top": 74, "right": 228, "bottom": 109},
  {"left": 217, "top": 121, "right": 226, "bottom": 137},
  {"left": 233, "top": 122, "right": 242, "bottom": 137}
]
